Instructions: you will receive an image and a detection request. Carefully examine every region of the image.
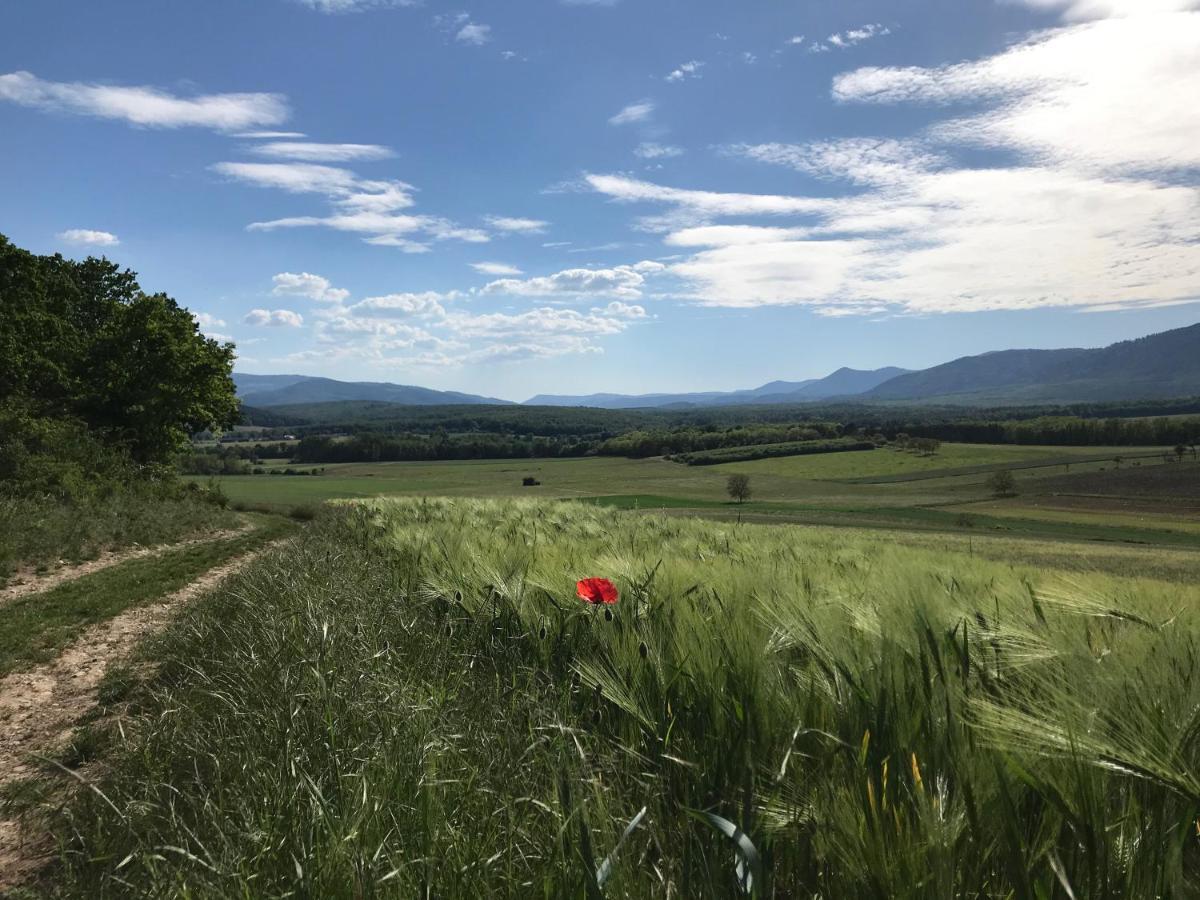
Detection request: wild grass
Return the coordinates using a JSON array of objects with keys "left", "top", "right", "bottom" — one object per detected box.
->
[
  {"left": 42, "top": 499, "right": 1200, "bottom": 896},
  {"left": 0, "top": 485, "right": 237, "bottom": 585},
  {"left": 0, "top": 513, "right": 294, "bottom": 676}
]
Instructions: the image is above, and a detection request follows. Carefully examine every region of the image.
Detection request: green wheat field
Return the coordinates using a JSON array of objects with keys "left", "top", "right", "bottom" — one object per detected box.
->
[{"left": 41, "top": 497, "right": 1200, "bottom": 897}]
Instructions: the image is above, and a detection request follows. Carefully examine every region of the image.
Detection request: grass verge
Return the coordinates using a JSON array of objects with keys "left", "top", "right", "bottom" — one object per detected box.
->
[{"left": 0, "top": 513, "right": 295, "bottom": 677}]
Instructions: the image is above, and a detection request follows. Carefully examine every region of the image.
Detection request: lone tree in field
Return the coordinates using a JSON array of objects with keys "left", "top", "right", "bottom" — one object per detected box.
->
[
  {"left": 986, "top": 469, "right": 1016, "bottom": 498},
  {"left": 726, "top": 473, "right": 752, "bottom": 504}
]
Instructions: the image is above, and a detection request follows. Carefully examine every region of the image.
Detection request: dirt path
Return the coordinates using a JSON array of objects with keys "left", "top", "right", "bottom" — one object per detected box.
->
[
  {"left": 0, "top": 539, "right": 278, "bottom": 892},
  {"left": 0, "top": 521, "right": 254, "bottom": 608}
]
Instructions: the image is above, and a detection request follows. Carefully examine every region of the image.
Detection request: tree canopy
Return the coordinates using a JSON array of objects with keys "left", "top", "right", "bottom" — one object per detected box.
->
[{"left": 0, "top": 233, "right": 238, "bottom": 467}]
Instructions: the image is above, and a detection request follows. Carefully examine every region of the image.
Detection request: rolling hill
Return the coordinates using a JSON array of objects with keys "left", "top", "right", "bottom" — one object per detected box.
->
[
  {"left": 867, "top": 323, "right": 1200, "bottom": 404},
  {"left": 233, "top": 374, "right": 511, "bottom": 408}
]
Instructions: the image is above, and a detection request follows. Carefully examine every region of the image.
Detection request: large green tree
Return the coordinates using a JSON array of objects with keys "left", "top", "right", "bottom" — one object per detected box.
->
[{"left": 0, "top": 233, "right": 238, "bottom": 464}]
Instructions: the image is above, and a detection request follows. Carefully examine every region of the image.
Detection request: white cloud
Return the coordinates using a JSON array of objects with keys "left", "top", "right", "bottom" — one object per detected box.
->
[
  {"left": 195, "top": 312, "right": 227, "bottom": 329},
  {"left": 480, "top": 262, "right": 662, "bottom": 299},
  {"left": 435, "top": 12, "right": 492, "bottom": 45},
  {"left": 1008, "top": 0, "right": 1200, "bottom": 20},
  {"left": 363, "top": 235, "right": 433, "bottom": 253},
  {"left": 212, "top": 161, "right": 369, "bottom": 196},
  {"left": 484, "top": 215, "right": 549, "bottom": 234},
  {"left": 834, "top": 15, "right": 1200, "bottom": 175},
  {"left": 213, "top": 161, "right": 486, "bottom": 248},
  {"left": 665, "top": 225, "right": 812, "bottom": 246},
  {"left": 809, "top": 23, "right": 890, "bottom": 53},
  {"left": 787, "top": 35, "right": 806, "bottom": 46},
  {"left": 244, "top": 308, "right": 304, "bottom": 327},
  {"left": 445, "top": 306, "right": 630, "bottom": 338},
  {"left": 471, "top": 261, "right": 524, "bottom": 275},
  {"left": 600, "top": 8, "right": 1200, "bottom": 316},
  {"left": 456, "top": 22, "right": 492, "bottom": 44},
  {"left": 587, "top": 173, "right": 834, "bottom": 224},
  {"left": 594, "top": 300, "right": 648, "bottom": 318},
  {"left": 608, "top": 100, "right": 655, "bottom": 126},
  {"left": 248, "top": 142, "right": 395, "bottom": 162},
  {"left": 634, "top": 142, "right": 684, "bottom": 159},
  {"left": 348, "top": 292, "right": 449, "bottom": 319},
  {"left": 666, "top": 60, "right": 704, "bottom": 82},
  {"left": 272, "top": 272, "right": 350, "bottom": 303},
  {"left": 291, "top": 0, "right": 417, "bottom": 11},
  {"left": 729, "top": 139, "right": 944, "bottom": 185},
  {"left": 57, "top": 228, "right": 119, "bottom": 246},
  {"left": 232, "top": 131, "right": 306, "bottom": 139},
  {"left": 0, "top": 71, "right": 288, "bottom": 131}
]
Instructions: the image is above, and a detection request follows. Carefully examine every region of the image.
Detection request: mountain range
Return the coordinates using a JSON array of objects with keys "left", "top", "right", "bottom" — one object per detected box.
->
[
  {"left": 524, "top": 367, "right": 910, "bottom": 408},
  {"left": 234, "top": 322, "right": 1200, "bottom": 410},
  {"left": 233, "top": 374, "right": 511, "bottom": 408}
]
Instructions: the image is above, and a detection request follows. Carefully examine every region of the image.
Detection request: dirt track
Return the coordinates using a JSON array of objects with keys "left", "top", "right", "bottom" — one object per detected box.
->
[
  {"left": 0, "top": 541, "right": 276, "bottom": 892},
  {"left": 1, "top": 522, "right": 253, "bottom": 607}
]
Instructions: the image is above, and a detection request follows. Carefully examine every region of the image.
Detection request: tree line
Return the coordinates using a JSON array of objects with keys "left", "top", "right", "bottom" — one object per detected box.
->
[{"left": 0, "top": 233, "right": 237, "bottom": 499}]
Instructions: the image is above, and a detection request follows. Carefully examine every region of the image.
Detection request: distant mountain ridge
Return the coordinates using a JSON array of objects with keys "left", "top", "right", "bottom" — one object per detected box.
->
[
  {"left": 234, "top": 323, "right": 1200, "bottom": 411},
  {"left": 524, "top": 367, "right": 909, "bottom": 408},
  {"left": 866, "top": 323, "right": 1200, "bottom": 403},
  {"left": 233, "top": 374, "right": 511, "bottom": 407}
]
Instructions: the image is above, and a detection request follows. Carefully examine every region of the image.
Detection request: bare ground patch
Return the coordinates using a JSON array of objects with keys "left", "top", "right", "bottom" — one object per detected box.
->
[{"left": 0, "top": 541, "right": 278, "bottom": 892}]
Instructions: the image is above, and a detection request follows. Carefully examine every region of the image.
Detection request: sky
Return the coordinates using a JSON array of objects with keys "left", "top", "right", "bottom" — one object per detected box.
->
[{"left": 2, "top": 0, "right": 1199, "bottom": 403}]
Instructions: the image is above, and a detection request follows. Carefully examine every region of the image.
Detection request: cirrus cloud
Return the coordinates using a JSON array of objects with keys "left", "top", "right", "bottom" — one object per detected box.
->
[{"left": 0, "top": 71, "right": 288, "bottom": 131}]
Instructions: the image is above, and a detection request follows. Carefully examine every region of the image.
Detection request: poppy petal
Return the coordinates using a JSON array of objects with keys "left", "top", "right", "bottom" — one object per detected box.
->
[{"left": 576, "top": 578, "right": 619, "bottom": 605}]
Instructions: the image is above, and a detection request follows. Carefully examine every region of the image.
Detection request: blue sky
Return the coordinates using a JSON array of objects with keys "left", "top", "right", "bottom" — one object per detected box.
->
[{"left": 2, "top": 0, "right": 1198, "bottom": 402}]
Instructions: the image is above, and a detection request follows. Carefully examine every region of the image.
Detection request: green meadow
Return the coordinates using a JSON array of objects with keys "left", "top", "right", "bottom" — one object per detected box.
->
[{"left": 193, "top": 443, "right": 1200, "bottom": 555}]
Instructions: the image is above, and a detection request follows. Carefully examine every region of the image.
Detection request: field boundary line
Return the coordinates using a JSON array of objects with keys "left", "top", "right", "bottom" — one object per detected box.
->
[{"left": 834, "top": 450, "right": 1167, "bottom": 485}]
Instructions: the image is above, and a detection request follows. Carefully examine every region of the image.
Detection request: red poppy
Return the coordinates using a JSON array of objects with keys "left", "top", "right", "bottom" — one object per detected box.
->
[{"left": 576, "top": 578, "right": 619, "bottom": 605}]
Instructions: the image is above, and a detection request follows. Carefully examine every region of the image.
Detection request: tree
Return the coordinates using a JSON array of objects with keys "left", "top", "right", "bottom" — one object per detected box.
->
[
  {"left": 0, "top": 233, "right": 238, "bottom": 465},
  {"left": 726, "top": 473, "right": 752, "bottom": 504},
  {"left": 986, "top": 469, "right": 1016, "bottom": 498}
]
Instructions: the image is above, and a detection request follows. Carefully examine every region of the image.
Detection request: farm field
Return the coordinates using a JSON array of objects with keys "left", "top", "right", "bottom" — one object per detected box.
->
[
  {"left": 193, "top": 443, "right": 1200, "bottom": 552},
  {"left": 25, "top": 498, "right": 1200, "bottom": 896}
]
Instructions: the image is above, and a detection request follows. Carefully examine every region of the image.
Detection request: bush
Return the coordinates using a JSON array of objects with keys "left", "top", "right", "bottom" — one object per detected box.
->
[{"left": 672, "top": 438, "right": 874, "bottom": 466}]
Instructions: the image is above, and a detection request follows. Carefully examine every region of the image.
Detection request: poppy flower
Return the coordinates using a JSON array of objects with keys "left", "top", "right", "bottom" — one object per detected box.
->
[{"left": 576, "top": 577, "right": 619, "bottom": 605}]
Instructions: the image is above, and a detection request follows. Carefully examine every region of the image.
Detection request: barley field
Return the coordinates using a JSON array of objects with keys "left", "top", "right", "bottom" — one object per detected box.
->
[{"left": 43, "top": 498, "right": 1200, "bottom": 897}]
